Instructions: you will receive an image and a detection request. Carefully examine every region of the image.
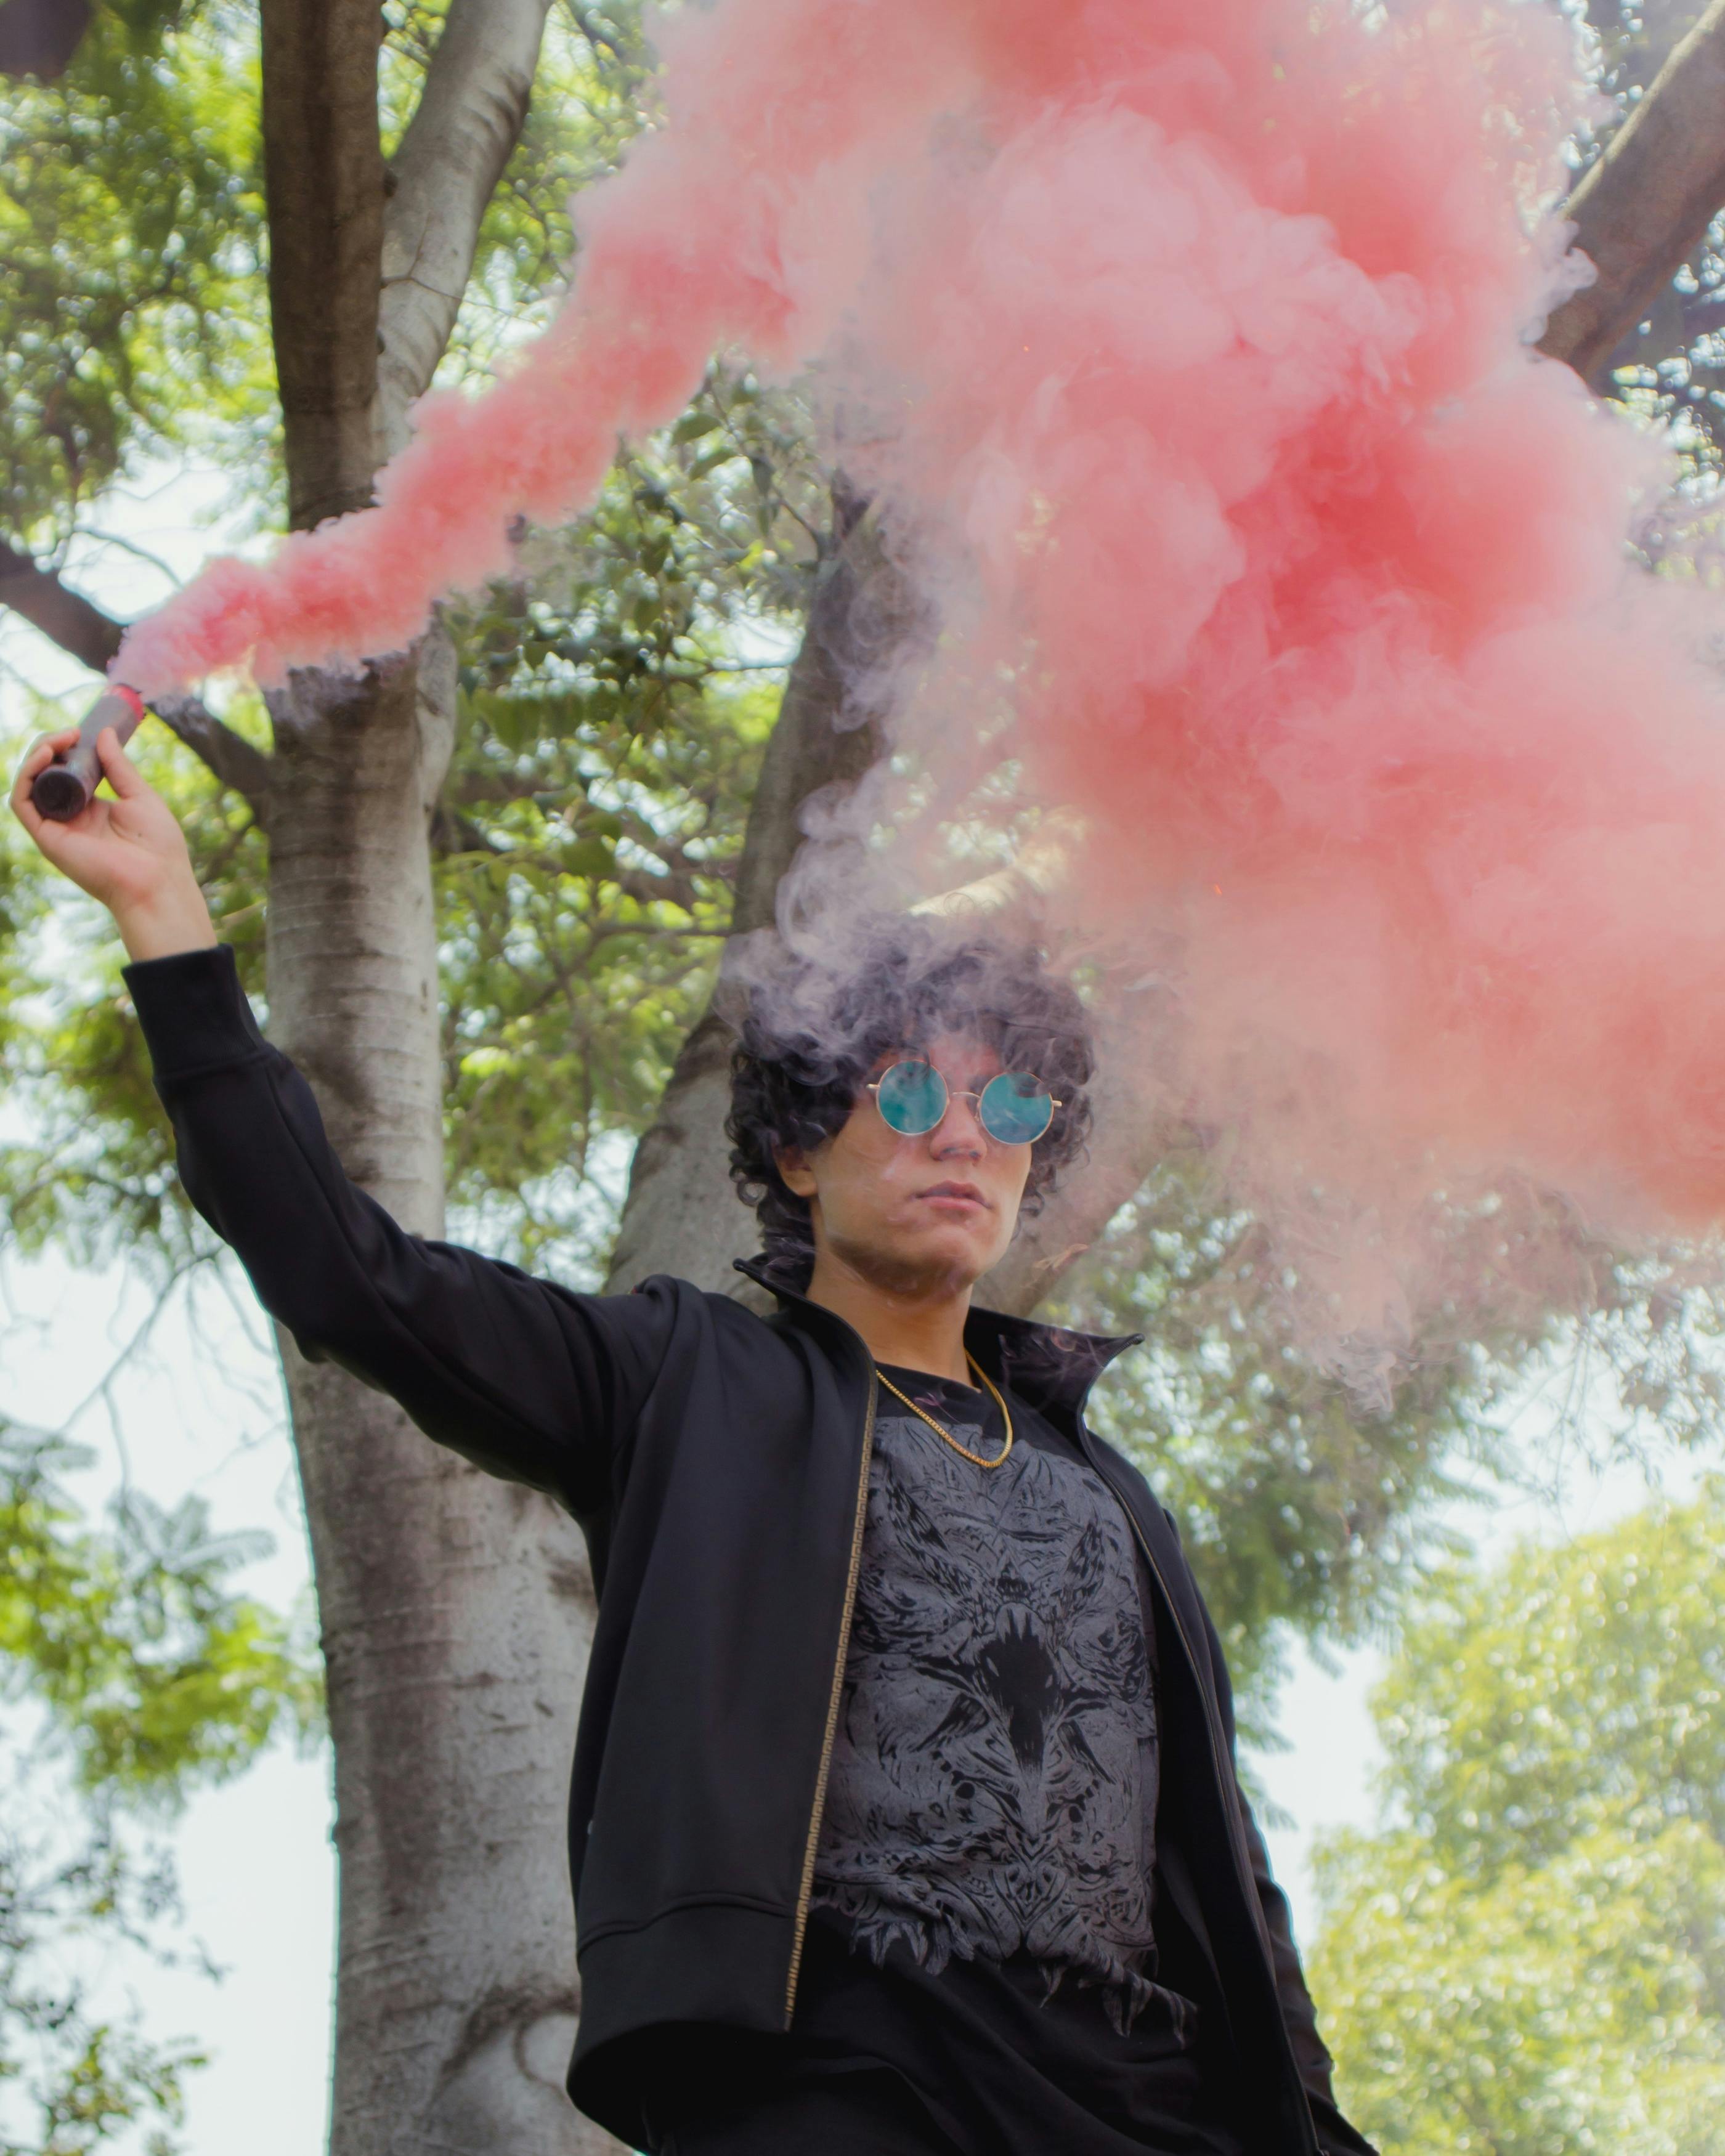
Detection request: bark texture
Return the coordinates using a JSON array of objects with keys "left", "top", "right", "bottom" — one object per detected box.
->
[
  {"left": 0, "top": 537, "right": 122, "bottom": 669},
  {"left": 7, "top": 4, "right": 613, "bottom": 2137},
  {"left": 251, "top": 3, "right": 623, "bottom": 2148},
  {"left": 604, "top": 493, "right": 908, "bottom": 1295},
  {"left": 1540, "top": 0, "right": 1725, "bottom": 386},
  {"left": 259, "top": 0, "right": 388, "bottom": 529},
  {"left": 264, "top": 649, "right": 620, "bottom": 2155},
  {"left": 376, "top": 0, "right": 555, "bottom": 456}
]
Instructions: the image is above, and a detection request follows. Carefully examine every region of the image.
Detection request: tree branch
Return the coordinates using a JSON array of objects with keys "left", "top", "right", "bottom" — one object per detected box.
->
[
  {"left": 0, "top": 538, "right": 122, "bottom": 673},
  {"left": 0, "top": 538, "right": 274, "bottom": 821},
  {"left": 259, "top": 0, "right": 389, "bottom": 527},
  {"left": 0, "top": 0, "right": 91, "bottom": 79},
  {"left": 375, "top": 0, "right": 557, "bottom": 455},
  {"left": 726, "top": 485, "right": 914, "bottom": 939},
  {"left": 153, "top": 697, "right": 275, "bottom": 829},
  {"left": 603, "top": 487, "right": 927, "bottom": 1296},
  {"left": 1540, "top": 0, "right": 1725, "bottom": 387}
]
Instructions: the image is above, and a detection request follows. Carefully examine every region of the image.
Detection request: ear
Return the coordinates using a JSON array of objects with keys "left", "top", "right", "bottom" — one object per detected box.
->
[{"left": 775, "top": 1143, "right": 819, "bottom": 1200}]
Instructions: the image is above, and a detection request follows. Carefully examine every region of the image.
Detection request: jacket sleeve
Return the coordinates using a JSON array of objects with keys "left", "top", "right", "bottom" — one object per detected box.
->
[
  {"left": 1195, "top": 1590, "right": 1381, "bottom": 2156},
  {"left": 124, "top": 943, "right": 675, "bottom": 1515}
]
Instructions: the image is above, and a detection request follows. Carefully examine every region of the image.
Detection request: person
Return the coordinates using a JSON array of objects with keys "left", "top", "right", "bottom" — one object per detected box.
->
[{"left": 12, "top": 724, "right": 1377, "bottom": 2156}]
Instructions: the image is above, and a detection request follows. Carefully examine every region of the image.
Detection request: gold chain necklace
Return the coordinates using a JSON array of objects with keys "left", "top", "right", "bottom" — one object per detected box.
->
[{"left": 874, "top": 1354, "right": 1015, "bottom": 1470}]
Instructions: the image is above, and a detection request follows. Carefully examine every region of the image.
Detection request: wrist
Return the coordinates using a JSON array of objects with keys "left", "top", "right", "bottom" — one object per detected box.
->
[{"left": 113, "top": 880, "right": 217, "bottom": 963}]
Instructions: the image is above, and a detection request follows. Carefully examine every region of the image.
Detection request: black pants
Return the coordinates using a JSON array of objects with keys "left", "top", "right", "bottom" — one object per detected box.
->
[{"left": 662, "top": 2070, "right": 957, "bottom": 2155}]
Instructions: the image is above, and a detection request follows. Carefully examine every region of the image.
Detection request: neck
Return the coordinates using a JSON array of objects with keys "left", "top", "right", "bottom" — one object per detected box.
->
[{"left": 803, "top": 1248, "right": 974, "bottom": 1384}]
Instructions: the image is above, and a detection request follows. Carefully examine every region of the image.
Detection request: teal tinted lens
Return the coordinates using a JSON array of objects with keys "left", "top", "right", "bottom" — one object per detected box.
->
[
  {"left": 875, "top": 1060, "right": 949, "bottom": 1135},
  {"left": 979, "top": 1071, "right": 1055, "bottom": 1145}
]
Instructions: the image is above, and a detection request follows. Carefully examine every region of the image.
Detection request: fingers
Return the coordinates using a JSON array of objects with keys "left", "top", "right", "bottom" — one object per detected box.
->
[
  {"left": 18, "top": 729, "right": 78, "bottom": 777},
  {"left": 9, "top": 728, "right": 80, "bottom": 839},
  {"left": 94, "top": 724, "right": 148, "bottom": 799}
]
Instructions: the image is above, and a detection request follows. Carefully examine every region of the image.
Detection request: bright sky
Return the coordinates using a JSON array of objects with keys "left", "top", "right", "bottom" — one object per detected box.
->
[{"left": 1, "top": 1249, "right": 335, "bottom": 2156}]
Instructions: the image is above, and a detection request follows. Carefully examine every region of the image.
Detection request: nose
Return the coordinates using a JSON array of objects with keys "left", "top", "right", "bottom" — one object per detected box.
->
[{"left": 930, "top": 1090, "right": 986, "bottom": 1159}]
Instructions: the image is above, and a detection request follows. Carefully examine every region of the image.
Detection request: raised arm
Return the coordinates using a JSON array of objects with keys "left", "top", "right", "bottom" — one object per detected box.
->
[{"left": 10, "top": 724, "right": 672, "bottom": 1514}]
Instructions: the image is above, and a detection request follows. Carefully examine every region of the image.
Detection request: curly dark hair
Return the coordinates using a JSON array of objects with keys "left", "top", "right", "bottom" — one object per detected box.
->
[{"left": 726, "top": 922, "right": 1095, "bottom": 1291}]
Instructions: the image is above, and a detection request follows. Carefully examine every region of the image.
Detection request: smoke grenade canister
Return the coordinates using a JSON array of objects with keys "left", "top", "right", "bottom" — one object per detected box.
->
[{"left": 31, "top": 685, "right": 148, "bottom": 822}]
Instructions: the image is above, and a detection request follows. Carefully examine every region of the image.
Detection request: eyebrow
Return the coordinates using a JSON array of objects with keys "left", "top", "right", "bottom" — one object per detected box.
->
[
  {"left": 931, "top": 1061, "right": 1009, "bottom": 1093},
  {"left": 882, "top": 1048, "right": 1009, "bottom": 1090}
]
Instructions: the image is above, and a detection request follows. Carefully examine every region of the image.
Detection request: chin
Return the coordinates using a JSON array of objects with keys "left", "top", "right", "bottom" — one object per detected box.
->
[{"left": 833, "top": 1227, "right": 1000, "bottom": 1300}]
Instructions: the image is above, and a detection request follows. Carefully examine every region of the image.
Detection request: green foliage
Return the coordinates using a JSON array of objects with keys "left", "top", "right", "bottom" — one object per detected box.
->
[
  {"left": 0, "top": 0, "right": 659, "bottom": 554},
  {"left": 387, "top": 0, "right": 659, "bottom": 378},
  {"left": 1, "top": 1803, "right": 203, "bottom": 2156},
  {"left": 0, "top": 0, "right": 816, "bottom": 1282},
  {"left": 1370, "top": 1478, "right": 1725, "bottom": 1874},
  {"left": 0, "top": 1419, "right": 319, "bottom": 2154},
  {"left": 0, "top": 1424, "right": 321, "bottom": 1802},
  {"left": 431, "top": 365, "right": 824, "bottom": 1265},
  {"left": 0, "top": 0, "right": 271, "bottom": 549},
  {"left": 1308, "top": 1486, "right": 1725, "bottom": 2155},
  {"left": 0, "top": 710, "right": 267, "bottom": 1275},
  {"left": 1313, "top": 1820, "right": 1725, "bottom": 2156}
]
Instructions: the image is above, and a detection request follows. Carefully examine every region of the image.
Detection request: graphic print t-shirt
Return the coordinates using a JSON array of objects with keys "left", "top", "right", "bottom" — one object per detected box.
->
[{"left": 811, "top": 1364, "right": 1161, "bottom": 2029}]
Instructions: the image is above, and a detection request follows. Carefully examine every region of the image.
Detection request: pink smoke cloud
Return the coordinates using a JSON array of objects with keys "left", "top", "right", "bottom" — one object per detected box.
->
[{"left": 116, "top": 0, "right": 1725, "bottom": 1263}]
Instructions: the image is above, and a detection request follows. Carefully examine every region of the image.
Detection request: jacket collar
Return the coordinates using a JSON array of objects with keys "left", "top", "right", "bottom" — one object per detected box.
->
[{"left": 733, "top": 1254, "right": 1140, "bottom": 1423}]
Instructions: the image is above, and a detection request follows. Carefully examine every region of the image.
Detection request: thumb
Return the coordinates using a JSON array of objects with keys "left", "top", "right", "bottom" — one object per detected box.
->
[{"left": 95, "top": 726, "right": 148, "bottom": 799}]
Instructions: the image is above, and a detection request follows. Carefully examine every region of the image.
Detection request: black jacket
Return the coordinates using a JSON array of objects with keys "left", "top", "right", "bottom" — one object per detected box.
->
[{"left": 125, "top": 944, "right": 1374, "bottom": 2156}]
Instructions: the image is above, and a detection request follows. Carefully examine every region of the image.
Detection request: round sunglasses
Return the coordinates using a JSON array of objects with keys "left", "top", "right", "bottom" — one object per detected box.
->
[{"left": 867, "top": 1060, "right": 1061, "bottom": 1146}]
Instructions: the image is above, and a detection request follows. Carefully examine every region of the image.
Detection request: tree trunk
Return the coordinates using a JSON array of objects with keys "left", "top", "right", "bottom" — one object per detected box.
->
[
  {"left": 1539, "top": 0, "right": 1725, "bottom": 386},
  {"left": 605, "top": 490, "right": 906, "bottom": 1295},
  {"left": 375, "top": 0, "right": 554, "bottom": 460},
  {"left": 243, "top": 0, "right": 623, "bottom": 2140},
  {"left": 259, "top": 0, "right": 388, "bottom": 528},
  {"left": 262, "top": 641, "right": 625, "bottom": 2155}
]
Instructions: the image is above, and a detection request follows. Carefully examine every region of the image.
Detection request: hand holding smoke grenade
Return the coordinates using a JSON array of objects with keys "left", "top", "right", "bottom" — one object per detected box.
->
[{"left": 30, "top": 686, "right": 148, "bottom": 821}]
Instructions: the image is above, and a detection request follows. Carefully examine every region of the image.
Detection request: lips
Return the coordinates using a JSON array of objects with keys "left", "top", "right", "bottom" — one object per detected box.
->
[{"left": 916, "top": 1180, "right": 990, "bottom": 1212}]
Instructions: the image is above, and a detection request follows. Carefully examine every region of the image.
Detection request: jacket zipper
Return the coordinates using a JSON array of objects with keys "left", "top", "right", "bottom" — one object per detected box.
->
[{"left": 783, "top": 1369, "right": 878, "bottom": 2024}]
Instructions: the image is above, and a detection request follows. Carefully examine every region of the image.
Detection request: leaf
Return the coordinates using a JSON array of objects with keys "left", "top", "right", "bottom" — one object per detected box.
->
[
  {"left": 1307, "top": 1486, "right": 1725, "bottom": 2156},
  {"left": 561, "top": 837, "right": 616, "bottom": 880}
]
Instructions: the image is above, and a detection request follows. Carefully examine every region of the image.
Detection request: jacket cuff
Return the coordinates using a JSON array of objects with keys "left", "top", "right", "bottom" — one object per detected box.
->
[{"left": 123, "top": 942, "right": 270, "bottom": 1085}]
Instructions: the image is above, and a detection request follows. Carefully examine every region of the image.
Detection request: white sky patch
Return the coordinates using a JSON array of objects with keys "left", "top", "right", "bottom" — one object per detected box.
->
[{"left": 1, "top": 1247, "right": 329, "bottom": 2156}]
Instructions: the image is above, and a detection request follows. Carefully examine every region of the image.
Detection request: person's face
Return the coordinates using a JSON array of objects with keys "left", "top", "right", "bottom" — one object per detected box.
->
[{"left": 776, "top": 1033, "right": 1036, "bottom": 1300}]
